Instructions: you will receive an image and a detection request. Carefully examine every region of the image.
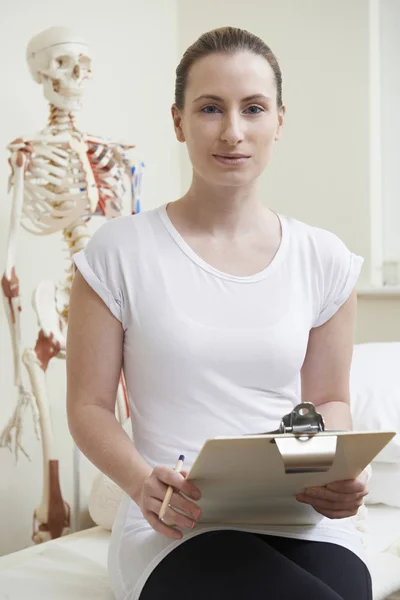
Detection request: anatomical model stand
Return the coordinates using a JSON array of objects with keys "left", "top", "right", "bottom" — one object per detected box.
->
[{"left": 1, "top": 26, "right": 142, "bottom": 543}]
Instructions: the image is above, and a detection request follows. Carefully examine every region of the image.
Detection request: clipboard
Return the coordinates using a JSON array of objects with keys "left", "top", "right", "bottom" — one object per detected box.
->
[{"left": 185, "top": 403, "right": 396, "bottom": 526}]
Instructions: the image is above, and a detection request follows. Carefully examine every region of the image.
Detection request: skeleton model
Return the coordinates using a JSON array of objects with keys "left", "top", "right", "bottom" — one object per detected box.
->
[{"left": 1, "top": 26, "right": 142, "bottom": 543}]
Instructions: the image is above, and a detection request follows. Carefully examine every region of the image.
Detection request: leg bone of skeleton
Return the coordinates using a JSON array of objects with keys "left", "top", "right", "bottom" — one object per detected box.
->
[{"left": 23, "top": 346, "right": 70, "bottom": 541}]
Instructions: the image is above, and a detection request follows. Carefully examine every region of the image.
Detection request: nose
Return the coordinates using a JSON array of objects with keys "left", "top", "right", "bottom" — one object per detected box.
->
[
  {"left": 220, "top": 111, "right": 245, "bottom": 145},
  {"left": 72, "top": 64, "right": 81, "bottom": 79}
]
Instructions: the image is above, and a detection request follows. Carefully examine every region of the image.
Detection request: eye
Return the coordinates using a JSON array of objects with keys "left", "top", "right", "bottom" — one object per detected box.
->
[
  {"left": 201, "top": 105, "right": 221, "bottom": 114},
  {"left": 245, "top": 105, "right": 264, "bottom": 114},
  {"left": 201, "top": 105, "right": 265, "bottom": 115}
]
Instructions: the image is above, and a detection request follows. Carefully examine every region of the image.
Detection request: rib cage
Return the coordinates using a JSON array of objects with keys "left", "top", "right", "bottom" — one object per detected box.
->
[
  {"left": 13, "top": 135, "right": 130, "bottom": 235},
  {"left": 21, "top": 143, "right": 89, "bottom": 234},
  {"left": 86, "top": 139, "right": 129, "bottom": 218}
]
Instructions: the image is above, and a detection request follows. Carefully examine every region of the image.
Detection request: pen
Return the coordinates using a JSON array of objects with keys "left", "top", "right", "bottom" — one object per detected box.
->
[{"left": 159, "top": 454, "right": 185, "bottom": 521}]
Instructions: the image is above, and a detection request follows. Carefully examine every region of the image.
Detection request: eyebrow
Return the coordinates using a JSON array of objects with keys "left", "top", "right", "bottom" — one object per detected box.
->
[{"left": 192, "top": 94, "right": 272, "bottom": 103}]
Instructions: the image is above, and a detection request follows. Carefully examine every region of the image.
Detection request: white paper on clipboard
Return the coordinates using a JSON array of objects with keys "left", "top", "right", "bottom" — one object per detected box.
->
[{"left": 185, "top": 404, "right": 395, "bottom": 526}]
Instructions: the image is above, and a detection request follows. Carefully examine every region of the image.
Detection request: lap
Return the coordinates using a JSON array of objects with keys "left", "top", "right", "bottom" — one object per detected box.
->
[
  {"left": 256, "top": 533, "right": 372, "bottom": 600},
  {"left": 139, "top": 530, "right": 372, "bottom": 600}
]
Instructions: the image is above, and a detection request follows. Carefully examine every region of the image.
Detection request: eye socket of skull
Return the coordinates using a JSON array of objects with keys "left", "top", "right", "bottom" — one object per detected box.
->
[
  {"left": 54, "top": 55, "right": 73, "bottom": 69},
  {"left": 53, "top": 54, "right": 91, "bottom": 74},
  {"left": 79, "top": 55, "right": 91, "bottom": 73}
]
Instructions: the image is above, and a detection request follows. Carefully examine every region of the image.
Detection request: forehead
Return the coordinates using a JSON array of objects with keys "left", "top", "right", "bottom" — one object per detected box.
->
[
  {"left": 46, "top": 43, "right": 90, "bottom": 59},
  {"left": 186, "top": 51, "right": 276, "bottom": 99}
]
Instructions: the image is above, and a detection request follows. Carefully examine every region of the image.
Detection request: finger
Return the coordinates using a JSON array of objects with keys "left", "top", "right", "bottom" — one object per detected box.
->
[
  {"left": 297, "top": 495, "right": 364, "bottom": 513},
  {"left": 169, "top": 491, "right": 202, "bottom": 521},
  {"left": 179, "top": 470, "right": 202, "bottom": 499},
  {"left": 325, "top": 479, "right": 366, "bottom": 494},
  {"left": 153, "top": 466, "right": 201, "bottom": 500},
  {"left": 146, "top": 472, "right": 188, "bottom": 506},
  {"left": 161, "top": 502, "right": 198, "bottom": 530},
  {"left": 297, "top": 490, "right": 366, "bottom": 506},
  {"left": 146, "top": 512, "right": 183, "bottom": 540},
  {"left": 147, "top": 493, "right": 201, "bottom": 525},
  {"left": 147, "top": 497, "right": 197, "bottom": 530},
  {"left": 301, "top": 486, "right": 367, "bottom": 503},
  {"left": 146, "top": 479, "right": 202, "bottom": 521}
]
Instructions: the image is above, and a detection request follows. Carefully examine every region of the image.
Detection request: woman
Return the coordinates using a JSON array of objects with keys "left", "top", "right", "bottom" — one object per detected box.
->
[{"left": 67, "top": 26, "right": 371, "bottom": 600}]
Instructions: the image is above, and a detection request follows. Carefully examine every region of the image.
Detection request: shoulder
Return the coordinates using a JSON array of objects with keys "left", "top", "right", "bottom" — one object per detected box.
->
[
  {"left": 282, "top": 215, "right": 364, "bottom": 327},
  {"left": 89, "top": 210, "right": 156, "bottom": 249},
  {"left": 91, "top": 214, "right": 135, "bottom": 237},
  {"left": 282, "top": 214, "right": 355, "bottom": 272},
  {"left": 86, "top": 215, "right": 133, "bottom": 255}
]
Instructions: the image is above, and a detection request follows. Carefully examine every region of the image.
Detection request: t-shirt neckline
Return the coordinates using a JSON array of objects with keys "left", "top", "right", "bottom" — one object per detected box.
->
[{"left": 157, "top": 203, "right": 288, "bottom": 283}]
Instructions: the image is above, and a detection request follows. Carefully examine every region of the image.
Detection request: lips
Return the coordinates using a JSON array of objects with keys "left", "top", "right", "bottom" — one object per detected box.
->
[
  {"left": 214, "top": 154, "right": 250, "bottom": 159},
  {"left": 213, "top": 154, "right": 250, "bottom": 166}
]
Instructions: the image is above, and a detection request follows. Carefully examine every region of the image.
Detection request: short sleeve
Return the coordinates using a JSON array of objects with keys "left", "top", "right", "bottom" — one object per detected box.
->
[
  {"left": 312, "top": 229, "right": 364, "bottom": 328},
  {"left": 73, "top": 220, "right": 125, "bottom": 324}
]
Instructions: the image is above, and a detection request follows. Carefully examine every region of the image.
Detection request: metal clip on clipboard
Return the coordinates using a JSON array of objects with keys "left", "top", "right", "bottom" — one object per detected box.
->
[{"left": 269, "top": 402, "right": 338, "bottom": 474}]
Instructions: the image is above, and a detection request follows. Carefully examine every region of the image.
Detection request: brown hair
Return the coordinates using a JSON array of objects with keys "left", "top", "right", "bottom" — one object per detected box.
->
[{"left": 175, "top": 26, "right": 283, "bottom": 111}]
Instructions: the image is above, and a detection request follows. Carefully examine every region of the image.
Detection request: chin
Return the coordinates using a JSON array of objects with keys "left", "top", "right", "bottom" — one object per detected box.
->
[
  {"left": 211, "top": 173, "right": 254, "bottom": 187},
  {"left": 213, "top": 165, "right": 260, "bottom": 185}
]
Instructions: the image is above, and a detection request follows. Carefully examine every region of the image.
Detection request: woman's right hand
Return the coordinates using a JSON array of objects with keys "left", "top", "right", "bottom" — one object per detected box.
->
[{"left": 136, "top": 466, "right": 203, "bottom": 540}]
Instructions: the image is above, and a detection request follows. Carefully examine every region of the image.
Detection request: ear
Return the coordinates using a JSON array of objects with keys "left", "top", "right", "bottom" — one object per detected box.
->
[
  {"left": 171, "top": 104, "right": 186, "bottom": 143},
  {"left": 274, "top": 105, "right": 286, "bottom": 141}
]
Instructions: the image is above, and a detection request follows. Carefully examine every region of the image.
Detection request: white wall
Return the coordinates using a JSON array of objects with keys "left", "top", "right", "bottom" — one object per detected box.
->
[
  {"left": 381, "top": 0, "right": 400, "bottom": 268},
  {"left": 0, "top": 0, "right": 180, "bottom": 555},
  {"left": 176, "top": 0, "right": 400, "bottom": 343}
]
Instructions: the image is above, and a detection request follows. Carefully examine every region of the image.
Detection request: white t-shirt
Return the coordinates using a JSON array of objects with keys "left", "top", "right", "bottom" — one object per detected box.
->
[{"left": 73, "top": 204, "right": 365, "bottom": 600}]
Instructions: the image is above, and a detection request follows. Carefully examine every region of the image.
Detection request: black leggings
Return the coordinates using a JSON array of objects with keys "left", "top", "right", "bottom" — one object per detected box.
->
[{"left": 140, "top": 530, "right": 372, "bottom": 600}]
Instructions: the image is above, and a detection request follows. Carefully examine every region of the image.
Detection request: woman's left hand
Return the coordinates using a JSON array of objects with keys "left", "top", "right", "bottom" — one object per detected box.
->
[{"left": 296, "top": 470, "right": 369, "bottom": 519}]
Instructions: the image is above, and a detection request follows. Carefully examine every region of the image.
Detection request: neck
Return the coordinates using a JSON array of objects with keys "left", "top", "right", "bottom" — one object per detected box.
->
[
  {"left": 177, "top": 177, "right": 268, "bottom": 237},
  {"left": 48, "top": 105, "right": 78, "bottom": 133}
]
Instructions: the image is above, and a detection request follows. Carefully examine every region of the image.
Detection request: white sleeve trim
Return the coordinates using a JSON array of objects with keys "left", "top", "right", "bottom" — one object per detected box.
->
[
  {"left": 73, "top": 249, "right": 123, "bottom": 323},
  {"left": 313, "top": 253, "right": 364, "bottom": 328}
]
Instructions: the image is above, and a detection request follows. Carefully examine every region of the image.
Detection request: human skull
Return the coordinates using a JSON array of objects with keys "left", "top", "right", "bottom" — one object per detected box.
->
[{"left": 26, "top": 27, "right": 92, "bottom": 111}]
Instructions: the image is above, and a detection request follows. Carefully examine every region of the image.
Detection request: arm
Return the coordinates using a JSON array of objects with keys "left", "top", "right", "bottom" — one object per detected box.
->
[
  {"left": 300, "top": 289, "right": 357, "bottom": 430},
  {"left": 66, "top": 271, "right": 202, "bottom": 538},
  {"left": 1, "top": 144, "right": 41, "bottom": 459},
  {"left": 297, "top": 290, "right": 369, "bottom": 518},
  {"left": 66, "top": 270, "right": 152, "bottom": 501},
  {"left": 2, "top": 149, "right": 28, "bottom": 388}
]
